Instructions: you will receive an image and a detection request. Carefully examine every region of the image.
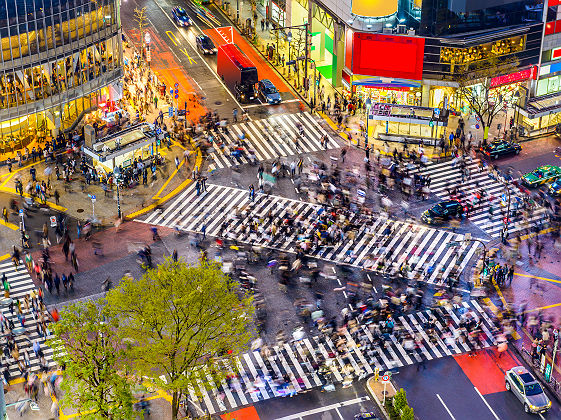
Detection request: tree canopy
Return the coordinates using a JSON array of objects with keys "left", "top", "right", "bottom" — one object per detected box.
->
[
  {"left": 47, "top": 300, "right": 134, "bottom": 420},
  {"left": 105, "top": 259, "right": 255, "bottom": 419}
]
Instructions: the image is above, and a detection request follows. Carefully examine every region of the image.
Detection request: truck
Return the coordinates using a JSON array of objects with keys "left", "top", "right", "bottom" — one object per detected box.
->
[{"left": 217, "top": 43, "right": 258, "bottom": 103}]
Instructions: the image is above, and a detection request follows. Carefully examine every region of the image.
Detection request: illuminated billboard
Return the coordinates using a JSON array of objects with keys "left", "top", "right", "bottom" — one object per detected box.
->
[
  {"left": 352, "top": 33, "right": 425, "bottom": 80},
  {"left": 351, "top": 0, "right": 398, "bottom": 17}
]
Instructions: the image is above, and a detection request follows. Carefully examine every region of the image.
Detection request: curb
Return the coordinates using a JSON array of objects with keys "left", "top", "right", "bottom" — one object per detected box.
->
[
  {"left": 215, "top": 5, "right": 310, "bottom": 109},
  {"left": 366, "top": 376, "right": 394, "bottom": 420},
  {"left": 125, "top": 142, "right": 203, "bottom": 220}
]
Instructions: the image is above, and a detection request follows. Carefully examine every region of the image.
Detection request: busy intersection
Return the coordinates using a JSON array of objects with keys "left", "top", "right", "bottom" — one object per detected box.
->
[{"left": 0, "top": 0, "right": 561, "bottom": 419}]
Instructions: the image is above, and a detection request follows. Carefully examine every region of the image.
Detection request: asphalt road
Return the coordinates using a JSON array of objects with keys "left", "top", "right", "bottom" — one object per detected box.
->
[
  {"left": 253, "top": 381, "right": 379, "bottom": 420},
  {"left": 395, "top": 346, "right": 561, "bottom": 420},
  {"left": 121, "top": 0, "right": 301, "bottom": 121}
]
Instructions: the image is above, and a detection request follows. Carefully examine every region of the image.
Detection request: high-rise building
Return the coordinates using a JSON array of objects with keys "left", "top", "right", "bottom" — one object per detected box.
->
[
  {"left": 0, "top": 0, "right": 123, "bottom": 152},
  {"left": 277, "top": 0, "right": 550, "bottom": 137}
]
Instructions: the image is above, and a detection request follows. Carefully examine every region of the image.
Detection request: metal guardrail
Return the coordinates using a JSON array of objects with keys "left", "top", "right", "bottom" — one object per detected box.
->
[{"left": 519, "top": 346, "right": 561, "bottom": 401}]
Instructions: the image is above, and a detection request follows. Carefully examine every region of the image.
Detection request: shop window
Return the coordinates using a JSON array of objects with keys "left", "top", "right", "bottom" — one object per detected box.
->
[
  {"left": 548, "top": 76, "right": 560, "bottom": 93},
  {"left": 440, "top": 35, "right": 525, "bottom": 66},
  {"left": 537, "top": 78, "right": 549, "bottom": 96}
]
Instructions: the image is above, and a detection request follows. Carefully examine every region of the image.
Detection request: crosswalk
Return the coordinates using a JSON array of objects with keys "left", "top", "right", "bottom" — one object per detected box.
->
[
  {"left": 417, "top": 159, "right": 548, "bottom": 238},
  {"left": 140, "top": 183, "right": 481, "bottom": 285},
  {"left": 207, "top": 112, "right": 340, "bottom": 170},
  {"left": 0, "top": 259, "right": 55, "bottom": 377},
  {"left": 186, "top": 300, "right": 497, "bottom": 415}
]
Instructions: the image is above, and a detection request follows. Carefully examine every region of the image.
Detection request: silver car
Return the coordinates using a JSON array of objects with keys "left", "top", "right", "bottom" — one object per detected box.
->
[{"left": 505, "top": 366, "right": 551, "bottom": 414}]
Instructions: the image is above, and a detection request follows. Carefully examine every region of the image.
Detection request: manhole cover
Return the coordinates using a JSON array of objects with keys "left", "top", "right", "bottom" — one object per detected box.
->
[
  {"left": 215, "top": 101, "right": 222, "bottom": 105},
  {"left": 77, "top": 209, "right": 84, "bottom": 213}
]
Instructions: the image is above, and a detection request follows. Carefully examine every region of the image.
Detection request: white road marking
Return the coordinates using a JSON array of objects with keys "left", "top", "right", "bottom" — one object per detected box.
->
[
  {"left": 474, "top": 386, "right": 501, "bottom": 420},
  {"left": 436, "top": 394, "right": 457, "bottom": 420}
]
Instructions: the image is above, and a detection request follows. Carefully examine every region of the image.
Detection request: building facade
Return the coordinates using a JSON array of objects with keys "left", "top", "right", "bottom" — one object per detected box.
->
[
  {"left": 272, "top": 0, "right": 555, "bottom": 136},
  {"left": 0, "top": 0, "right": 123, "bottom": 153}
]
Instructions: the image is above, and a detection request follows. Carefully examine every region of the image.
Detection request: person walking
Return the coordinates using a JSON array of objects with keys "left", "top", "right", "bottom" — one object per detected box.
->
[
  {"left": 249, "top": 184, "right": 255, "bottom": 202},
  {"left": 2, "top": 207, "right": 8, "bottom": 224}
]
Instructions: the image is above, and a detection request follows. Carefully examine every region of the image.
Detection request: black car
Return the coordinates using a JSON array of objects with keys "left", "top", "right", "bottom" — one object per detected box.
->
[
  {"left": 421, "top": 200, "right": 466, "bottom": 224},
  {"left": 480, "top": 140, "right": 521, "bottom": 159},
  {"left": 257, "top": 79, "right": 281, "bottom": 104},
  {"left": 196, "top": 35, "right": 217, "bottom": 54}
]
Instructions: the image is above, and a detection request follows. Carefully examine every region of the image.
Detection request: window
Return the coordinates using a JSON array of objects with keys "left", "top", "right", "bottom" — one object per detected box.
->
[{"left": 525, "top": 383, "right": 543, "bottom": 396}]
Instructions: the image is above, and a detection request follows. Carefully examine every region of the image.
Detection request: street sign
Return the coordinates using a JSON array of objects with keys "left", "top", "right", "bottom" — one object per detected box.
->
[
  {"left": 175, "top": 94, "right": 179, "bottom": 99},
  {"left": 175, "top": 88, "right": 179, "bottom": 94},
  {"left": 476, "top": 124, "right": 480, "bottom": 129},
  {"left": 174, "top": 82, "right": 179, "bottom": 88},
  {"left": 169, "top": 88, "right": 173, "bottom": 95},
  {"left": 145, "top": 31, "right": 151, "bottom": 44},
  {"left": 168, "top": 107, "right": 174, "bottom": 117},
  {"left": 545, "top": 363, "right": 552, "bottom": 382},
  {"left": 50, "top": 216, "right": 57, "bottom": 227},
  {"left": 19, "top": 209, "right": 23, "bottom": 215},
  {"left": 381, "top": 374, "right": 390, "bottom": 383}
]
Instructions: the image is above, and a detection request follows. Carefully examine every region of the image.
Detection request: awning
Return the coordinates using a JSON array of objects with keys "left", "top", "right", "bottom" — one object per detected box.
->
[{"left": 352, "top": 78, "right": 421, "bottom": 89}]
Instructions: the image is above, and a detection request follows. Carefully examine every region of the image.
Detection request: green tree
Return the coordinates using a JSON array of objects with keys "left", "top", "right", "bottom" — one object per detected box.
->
[
  {"left": 401, "top": 405, "right": 415, "bottom": 420},
  {"left": 106, "top": 260, "right": 255, "bottom": 419},
  {"left": 393, "top": 388, "right": 407, "bottom": 413},
  {"left": 47, "top": 301, "right": 134, "bottom": 419}
]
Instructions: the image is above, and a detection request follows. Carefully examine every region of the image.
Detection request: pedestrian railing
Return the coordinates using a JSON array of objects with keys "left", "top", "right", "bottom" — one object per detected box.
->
[{"left": 520, "top": 346, "right": 561, "bottom": 399}]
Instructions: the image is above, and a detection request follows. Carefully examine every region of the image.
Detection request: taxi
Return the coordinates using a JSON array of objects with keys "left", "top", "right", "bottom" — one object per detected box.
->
[
  {"left": 521, "top": 165, "right": 561, "bottom": 188},
  {"left": 505, "top": 366, "right": 551, "bottom": 414}
]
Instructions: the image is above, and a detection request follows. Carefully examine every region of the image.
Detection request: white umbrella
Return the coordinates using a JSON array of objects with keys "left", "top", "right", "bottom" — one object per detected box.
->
[{"left": 43, "top": 167, "right": 52, "bottom": 176}]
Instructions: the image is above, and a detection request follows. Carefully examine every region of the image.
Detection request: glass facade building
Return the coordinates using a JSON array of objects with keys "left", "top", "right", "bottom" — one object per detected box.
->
[{"left": 0, "top": 0, "right": 122, "bottom": 152}]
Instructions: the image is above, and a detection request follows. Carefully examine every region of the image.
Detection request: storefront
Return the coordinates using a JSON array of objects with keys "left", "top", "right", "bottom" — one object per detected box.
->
[
  {"left": 82, "top": 123, "right": 162, "bottom": 173},
  {"left": 368, "top": 104, "right": 448, "bottom": 145},
  {"left": 351, "top": 78, "right": 422, "bottom": 106}
]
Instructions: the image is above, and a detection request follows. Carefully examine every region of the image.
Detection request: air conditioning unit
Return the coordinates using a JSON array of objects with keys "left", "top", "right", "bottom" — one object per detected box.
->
[
  {"left": 407, "top": 28, "right": 416, "bottom": 36},
  {"left": 383, "top": 27, "right": 393, "bottom": 34},
  {"left": 397, "top": 24, "right": 406, "bottom": 34}
]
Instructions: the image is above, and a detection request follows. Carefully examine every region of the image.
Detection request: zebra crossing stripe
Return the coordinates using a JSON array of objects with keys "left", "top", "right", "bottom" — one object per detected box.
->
[
  {"left": 205, "top": 112, "right": 340, "bottom": 170},
  {"left": 418, "top": 159, "right": 546, "bottom": 238},
  {"left": 139, "top": 185, "right": 482, "bottom": 285}
]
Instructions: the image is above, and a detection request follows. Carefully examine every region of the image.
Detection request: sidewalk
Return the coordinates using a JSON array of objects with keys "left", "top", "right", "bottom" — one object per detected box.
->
[
  {"left": 0, "top": 37, "right": 205, "bottom": 226},
  {"left": 366, "top": 376, "right": 396, "bottom": 420},
  {"left": 217, "top": 1, "right": 520, "bottom": 160}
]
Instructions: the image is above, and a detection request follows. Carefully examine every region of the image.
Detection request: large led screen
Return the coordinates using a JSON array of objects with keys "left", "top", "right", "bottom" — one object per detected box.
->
[
  {"left": 351, "top": 0, "right": 398, "bottom": 17},
  {"left": 352, "top": 33, "right": 425, "bottom": 80}
]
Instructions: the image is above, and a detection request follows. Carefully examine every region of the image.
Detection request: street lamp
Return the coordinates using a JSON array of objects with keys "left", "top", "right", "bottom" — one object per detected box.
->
[
  {"left": 462, "top": 235, "right": 488, "bottom": 287},
  {"left": 365, "top": 98, "right": 371, "bottom": 148},
  {"left": 114, "top": 166, "right": 122, "bottom": 219}
]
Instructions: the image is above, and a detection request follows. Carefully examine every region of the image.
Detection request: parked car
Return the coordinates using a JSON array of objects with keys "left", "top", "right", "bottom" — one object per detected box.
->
[
  {"left": 505, "top": 366, "right": 551, "bottom": 414},
  {"left": 480, "top": 140, "right": 521, "bottom": 159},
  {"left": 196, "top": 35, "right": 217, "bottom": 54},
  {"left": 172, "top": 7, "right": 192, "bottom": 26},
  {"left": 521, "top": 165, "right": 561, "bottom": 187},
  {"left": 257, "top": 79, "right": 282, "bottom": 104},
  {"left": 421, "top": 200, "right": 468, "bottom": 224}
]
